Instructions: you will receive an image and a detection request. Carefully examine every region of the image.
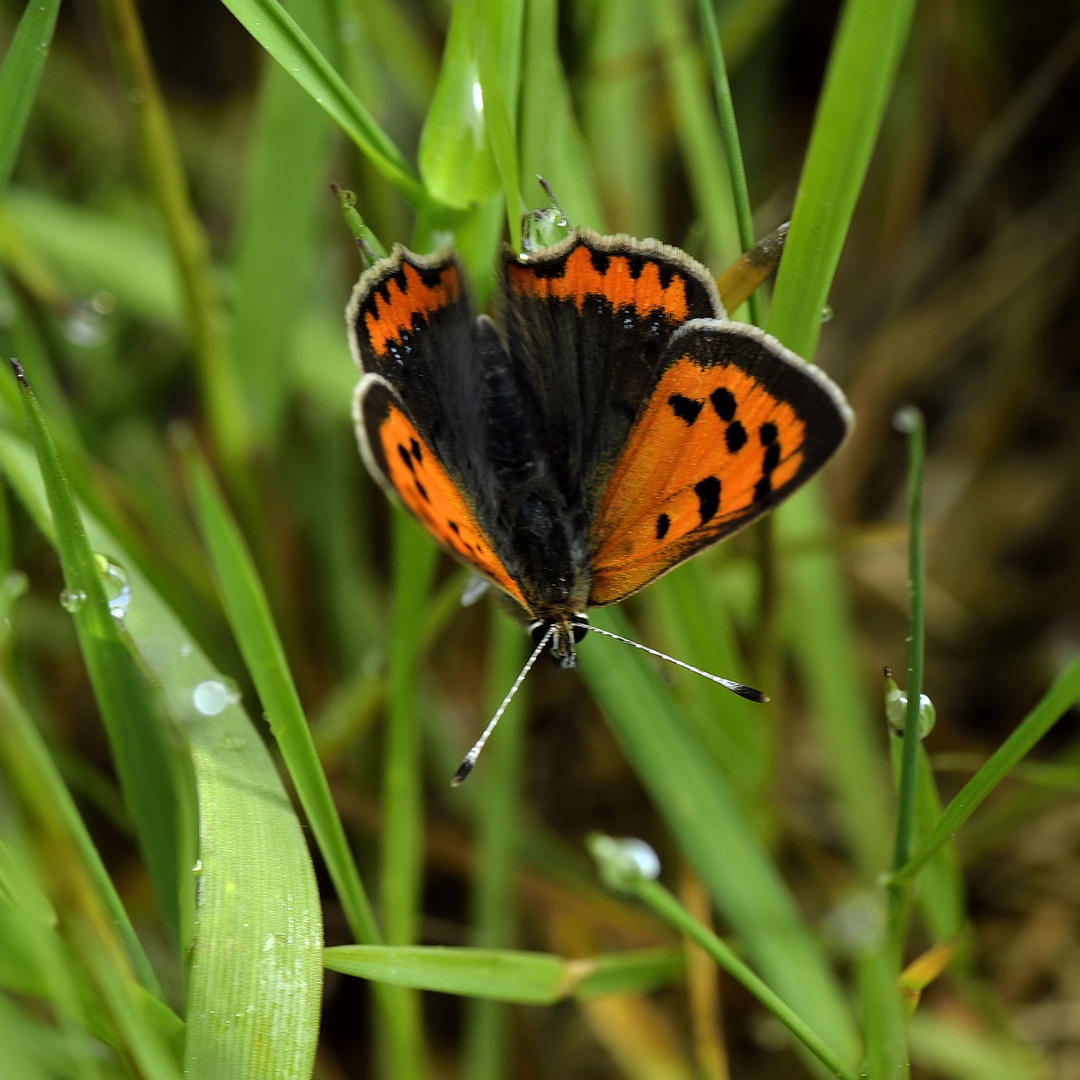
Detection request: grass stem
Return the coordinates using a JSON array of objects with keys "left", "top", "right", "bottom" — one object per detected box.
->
[
  {"left": 695, "top": 0, "right": 761, "bottom": 326},
  {"left": 627, "top": 874, "right": 857, "bottom": 1080}
]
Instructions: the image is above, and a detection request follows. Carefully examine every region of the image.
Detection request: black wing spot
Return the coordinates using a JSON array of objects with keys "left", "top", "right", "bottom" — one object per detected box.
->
[
  {"left": 725, "top": 420, "right": 747, "bottom": 453},
  {"left": 410, "top": 437, "right": 423, "bottom": 462},
  {"left": 669, "top": 394, "right": 703, "bottom": 425},
  {"left": 397, "top": 444, "right": 415, "bottom": 473},
  {"left": 626, "top": 253, "right": 645, "bottom": 280},
  {"left": 763, "top": 443, "right": 781, "bottom": 473},
  {"left": 759, "top": 422, "right": 778, "bottom": 446},
  {"left": 416, "top": 263, "right": 446, "bottom": 288},
  {"left": 754, "top": 476, "right": 771, "bottom": 502},
  {"left": 657, "top": 262, "right": 677, "bottom": 290},
  {"left": 694, "top": 477, "right": 721, "bottom": 524},
  {"left": 656, "top": 513, "right": 670, "bottom": 540},
  {"left": 589, "top": 248, "right": 610, "bottom": 275},
  {"left": 710, "top": 387, "right": 736, "bottom": 422},
  {"left": 448, "top": 520, "right": 460, "bottom": 534},
  {"left": 415, "top": 480, "right": 429, "bottom": 502}
]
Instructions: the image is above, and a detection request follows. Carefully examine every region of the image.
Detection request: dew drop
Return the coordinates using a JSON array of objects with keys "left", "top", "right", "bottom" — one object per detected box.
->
[
  {"left": 820, "top": 304, "right": 834, "bottom": 323},
  {"left": 59, "top": 588, "right": 87, "bottom": 613},
  {"left": 192, "top": 859, "right": 203, "bottom": 875},
  {"left": 192, "top": 680, "right": 235, "bottom": 715},
  {"left": 64, "top": 302, "right": 106, "bottom": 347},
  {"left": 93, "top": 553, "right": 131, "bottom": 618}
]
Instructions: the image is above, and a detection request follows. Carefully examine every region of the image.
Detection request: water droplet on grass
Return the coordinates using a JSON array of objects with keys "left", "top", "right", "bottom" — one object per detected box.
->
[
  {"left": 59, "top": 588, "right": 87, "bottom": 612},
  {"left": 93, "top": 553, "right": 131, "bottom": 618}
]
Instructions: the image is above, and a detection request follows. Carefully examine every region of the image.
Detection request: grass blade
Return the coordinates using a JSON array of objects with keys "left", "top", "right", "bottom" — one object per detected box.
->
[
  {"left": 518, "top": 0, "right": 604, "bottom": 229},
  {"left": 579, "top": 605, "right": 859, "bottom": 1065},
  {"left": 767, "top": 0, "right": 917, "bottom": 358},
  {"left": 587, "top": 839, "right": 857, "bottom": 1080},
  {"left": 0, "top": 0, "right": 62, "bottom": 190},
  {"left": 324, "top": 944, "right": 684, "bottom": 1004},
  {"left": 0, "top": 673, "right": 162, "bottom": 999},
  {"left": 99, "top": 0, "right": 256, "bottom": 484},
  {"left": 12, "top": 364, "right": 182, "bottom": 950},
  {"left": 0, "top": 428, "right": 323, "bottom": 1080},
  {"left": 379, "top": 508, "right": 438, "bottom": 1079},
  {"left": 186, "top": 450, "right": 380, "bottom": 942},
  {"left": 767, "top": 0, "right": 918, "bottom": 880},
  {"left": 461, "top": 607, "right": 529, "bottom": 1080},
  {"left": 418, "top": 0, "right": 500, "bottom": 211},
  {"left": 215, "top": 0, "right": 422, "bottom": 201},
  {"left": 229, "top": 0, "right": 335, "bottom": 440},
  {"left": 892, "top": 649, "right": 1080, "bottom": 884}
]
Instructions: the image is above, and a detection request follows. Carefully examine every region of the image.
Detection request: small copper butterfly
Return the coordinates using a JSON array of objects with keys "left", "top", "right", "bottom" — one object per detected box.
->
[{"left": 347, "top": 228, "right": 852, "bottom": 780}]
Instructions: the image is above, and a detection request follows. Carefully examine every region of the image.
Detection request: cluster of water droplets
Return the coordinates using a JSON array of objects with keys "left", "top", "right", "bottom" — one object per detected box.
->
[{"left": 58, "top": 552, "right": 131, "bottom": 619}]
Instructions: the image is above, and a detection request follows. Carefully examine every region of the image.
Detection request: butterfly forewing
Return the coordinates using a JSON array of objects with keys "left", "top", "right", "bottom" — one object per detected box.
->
[{"left": 587, "top": 320, "right": 853, "bottom": 606}]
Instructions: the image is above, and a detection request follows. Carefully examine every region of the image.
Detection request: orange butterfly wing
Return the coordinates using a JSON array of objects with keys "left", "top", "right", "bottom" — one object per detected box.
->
[
  {"left": 588, "top": 321, "right": 852, "bottom": 606},
  {"left": 354, "top": 375, "right": 526, "bottom": 608}
]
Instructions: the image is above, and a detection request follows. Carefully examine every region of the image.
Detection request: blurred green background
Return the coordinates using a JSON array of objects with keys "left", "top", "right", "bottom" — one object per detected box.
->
[{"left": 1, "top": 0, "right": 1080, "bottom": 1077}]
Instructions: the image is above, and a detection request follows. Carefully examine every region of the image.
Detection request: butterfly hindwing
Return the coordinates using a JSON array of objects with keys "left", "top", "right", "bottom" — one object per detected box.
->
[
  {"left": 588, "top": 319, "right": 853, "bottom": 606},
  {"left": 354, "top": 374, "right": 526, "bottom": 607}
]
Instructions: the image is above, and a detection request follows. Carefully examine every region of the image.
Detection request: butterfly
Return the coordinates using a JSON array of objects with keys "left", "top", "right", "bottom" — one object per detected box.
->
[{"left": 347, "top": 228, "right": 853, "bottom": 780}]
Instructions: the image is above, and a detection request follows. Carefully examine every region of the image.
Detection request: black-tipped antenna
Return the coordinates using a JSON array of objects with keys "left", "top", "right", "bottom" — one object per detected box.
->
[
  {"left": 586, "top": 624, "right": 769, "bottom": 703},
  {"left": 451, "top": 623, "right": 556, "bottom": 786}
]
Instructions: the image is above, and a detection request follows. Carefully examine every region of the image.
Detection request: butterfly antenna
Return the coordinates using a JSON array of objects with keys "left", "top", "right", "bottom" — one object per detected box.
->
[
  {"left": 585, "top": 624, "right": 769, "bottom": 703},
  {"left": 451, "top": 623, "right": 556, "bottom": 786}
]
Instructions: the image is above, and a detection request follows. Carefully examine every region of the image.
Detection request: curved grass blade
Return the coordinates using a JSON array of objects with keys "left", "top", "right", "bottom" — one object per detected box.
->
[
  {"left": 216, "top": 0, "right": 423, "bottom": 202},
  {"left": 0, "top": 427, "right": 323, "bottom": 1080},
  {"left": 0, "top": 0, "right": 62, "bottom": 190},
  {"left": 324, "top": 944, "right": 683, "bottom": 1004},
  {"left": 12, "top": 364, "right": 182, "bottom": 950},
  {"left": 186, "top": 450, "right": 379, "bottom": 945}
]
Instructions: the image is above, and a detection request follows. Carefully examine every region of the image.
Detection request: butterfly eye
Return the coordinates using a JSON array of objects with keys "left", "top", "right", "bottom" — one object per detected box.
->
[
  {"left": 571, "top": 614, "right": 590, "bottom": 643},
  {"left": 529, "top": 620, "right": 552, "bottom": 647}
]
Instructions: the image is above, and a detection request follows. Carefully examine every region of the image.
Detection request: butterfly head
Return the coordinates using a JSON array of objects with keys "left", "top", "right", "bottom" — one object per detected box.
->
[{"left": 529, "top": 613, "right": 589, "bottom": 670}]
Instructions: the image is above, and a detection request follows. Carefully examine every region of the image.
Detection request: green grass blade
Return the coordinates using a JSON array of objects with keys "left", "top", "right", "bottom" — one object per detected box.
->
[
  {"left": 649, "top": 0, "right": 739, "bottom": 271},
  {"left": 892, "top": 650, "right": 1080, "bottom": 885},
  {"left": 0, "top": 674, "right": 162, "bottom": 999},
  {"left": 646, "top": 559, "right": 767, "bottom": 807},
  {"left": 477, "top": 0, "right": 522, "bottom": 252},
  {"left": 12, "top": 365, "right": 182, "bottom": 949},
  {"left": 461, "top": 607, "right": 528, "bottom": 1080},
  {"left": 586, "top": 848, "right": 856, "bottom": 1080},
  {"left": 0, "top": 428, "right": 323, "bottom": 1080},
  {"left": 767, "top": 0, "right": 917, "bottom": 358},
  {"left": 418, "top": 0, "right": 500, "bottom": 210},
  {"left": 216, "top": 0, "right": 424, "bottom": 202},
  {"left": 0, "top": 0, "right": 62, "bottom": 190},
  {"left": 766, "top": 0, "right": 918, "bottom": 880},
  {"left": 100, "top": 0, "right": 256, "bottom": 482},
  {"left": 695, "top": 0, "right": 761, "bottom": 324},
  {"left": 380, "top": 508, "right": 438, "bottom": 1079},
  {"left": 2, "top": 189, "right": 182, "bottom": 325},
  {"left": 518, "top": 0, "right": 604, "bottom": 229},
  {"left": 579, "top": 605, "right": 859, "bottom": 1065},
  {"left": 186, "top": 450, "right": 381, "bottom": 943},
  {"left": 324, "top": 944, "right": 684, "bottom": 1004},
  {"left": 229, "top": 0, "right": 335, "bottom": 440}
]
